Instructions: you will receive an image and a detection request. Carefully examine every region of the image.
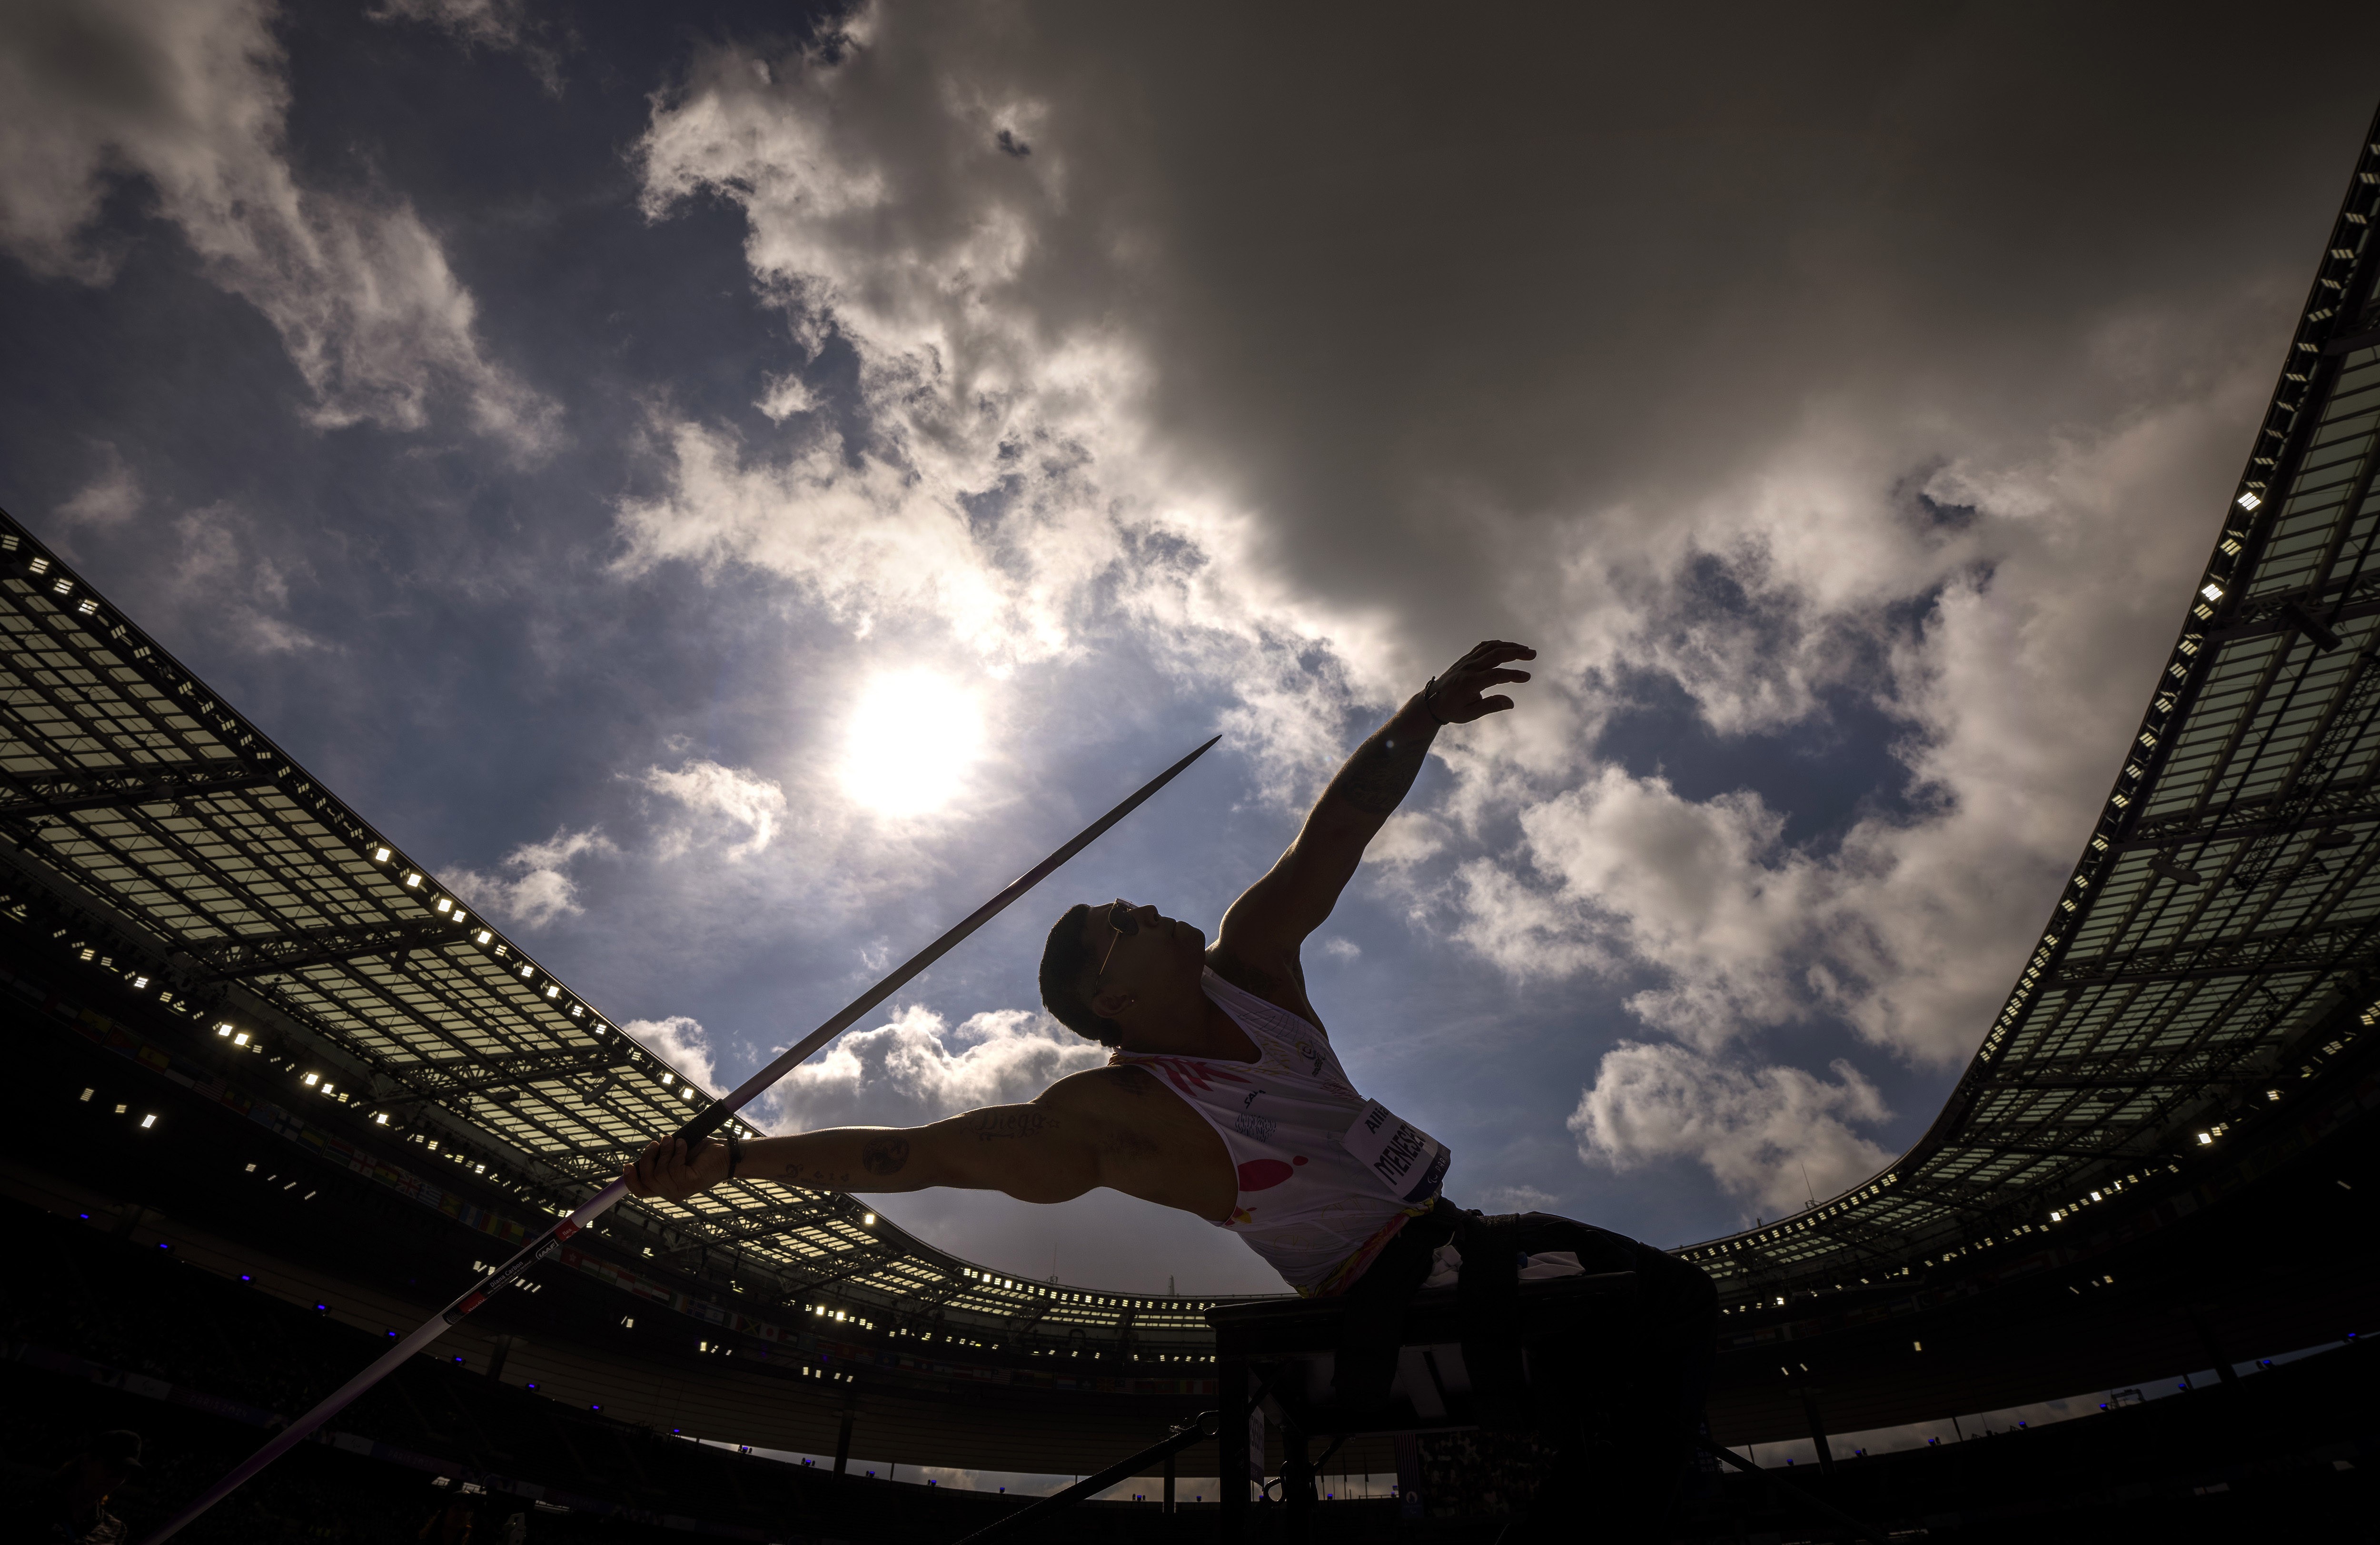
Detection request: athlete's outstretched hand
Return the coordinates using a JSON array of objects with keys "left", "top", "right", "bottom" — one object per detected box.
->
[
  {"left": 624, "top": 1136, "right": 730, "bottom": 1202},
  {"left": 1427, "top": 639, "right": 1537, "bottom": 723}
]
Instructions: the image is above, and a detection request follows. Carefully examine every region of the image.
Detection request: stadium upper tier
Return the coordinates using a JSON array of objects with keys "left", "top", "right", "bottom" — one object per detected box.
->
[{"left": 4, "top": 120, "right": 2380, "bottom": 1360}]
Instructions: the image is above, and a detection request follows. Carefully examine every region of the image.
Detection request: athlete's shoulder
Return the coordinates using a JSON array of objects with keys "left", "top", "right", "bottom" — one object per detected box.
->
[
  {"left": 1203, "top": 946, "right": 1327, "bottom": 1037},
  {"left": 1041, "top": 1063, "right": 1167, "bottom": 1111}
]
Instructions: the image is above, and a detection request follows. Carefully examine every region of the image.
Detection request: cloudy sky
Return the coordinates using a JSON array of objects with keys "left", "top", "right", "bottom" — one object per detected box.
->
[{"left": 5, "top": 0, "right": 2378, "bottom": 1295}]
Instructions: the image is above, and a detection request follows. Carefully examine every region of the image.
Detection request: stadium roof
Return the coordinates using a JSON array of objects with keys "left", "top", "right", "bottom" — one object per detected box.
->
[
  {"left": 1678, "top": 112, "right": 2380, "bottom": 1308},
  {"left": 0, "top": 532, "right": 1223, "bottom": 1348}
]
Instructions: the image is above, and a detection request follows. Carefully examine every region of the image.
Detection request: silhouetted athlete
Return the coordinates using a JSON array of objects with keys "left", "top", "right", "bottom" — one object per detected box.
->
[{"left": 627, "top": 639, "right": 1714, "bottom": 1524}]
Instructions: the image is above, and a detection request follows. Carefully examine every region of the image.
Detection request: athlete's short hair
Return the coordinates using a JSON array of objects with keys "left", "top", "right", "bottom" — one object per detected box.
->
[{"left": 1040, "top": 903, "right": 1123, "bottom": 1048}]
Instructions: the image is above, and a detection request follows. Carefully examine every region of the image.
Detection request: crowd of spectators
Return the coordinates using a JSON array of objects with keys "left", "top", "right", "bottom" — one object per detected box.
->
[{"left": 1410, "top": 1429, "right": 1560, "bottom": 1518}]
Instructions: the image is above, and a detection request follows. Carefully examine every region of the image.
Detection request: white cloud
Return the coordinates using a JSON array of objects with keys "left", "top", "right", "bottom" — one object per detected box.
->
[
  {"left": 754, "top": 370, "right": 816, "bottom": 421},
  {"left": 1476, "top": 1183, "right": 1561, "bottom": 1215},
  {"left": 55, "top": 447, "right": 140, "bottom": 527},
  {"left": 624, "top": 1013, "right": 719, "bottom": 1095},
  {"left": 1440, "top": 374, "right": 2252, "bottom": 1070},
  {"left": 369, "top": 0, "right": 533, "bottom": 52},
  {"left": 640, "top": 758, "right": 788, "bottom": 860},
  {"left": 613, "top": 419, "right": 1086, "bottom": 670},
  {"left": 764, "top": 1005, "right": 1107, "bottom": 1134},
  {"left": 1569, "top": 1041, "right": 1894, "bottom": 1220},
  {"left": 168, "top": 503, "right": 325, "bottom": 655},
  {"left": 367, "top": 0, "right": 567, "bottom": 98},
  {"left": 0, "top": 0, "right": 557, "bottom": 452},
  {"left": 1457, "top": 769, "right": 1827, "bottom": 1048},
  {"left": 447, "top": 825, "right": 615, "bottom": 927}
]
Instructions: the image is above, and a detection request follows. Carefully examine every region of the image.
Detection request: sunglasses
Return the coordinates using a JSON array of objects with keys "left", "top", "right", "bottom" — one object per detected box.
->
[{"left": 1095, "top": 899, "right": 1140, "bottom": 977}]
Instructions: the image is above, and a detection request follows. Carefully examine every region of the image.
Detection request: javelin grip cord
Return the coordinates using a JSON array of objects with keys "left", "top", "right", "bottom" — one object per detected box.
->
[{"left": 140, "top": 735, "right": 1220, "bottom": 1543}]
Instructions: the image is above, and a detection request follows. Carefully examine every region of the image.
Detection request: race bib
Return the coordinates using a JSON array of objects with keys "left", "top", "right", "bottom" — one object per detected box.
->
[{"left": 1341, "top": 1099, "right": 1451, "bottom": 1205}]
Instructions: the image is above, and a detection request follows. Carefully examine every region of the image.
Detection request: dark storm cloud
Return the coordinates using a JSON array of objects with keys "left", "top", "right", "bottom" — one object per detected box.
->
[{"left": 694, "top": 4, "right": 2372, "bottom": 672}]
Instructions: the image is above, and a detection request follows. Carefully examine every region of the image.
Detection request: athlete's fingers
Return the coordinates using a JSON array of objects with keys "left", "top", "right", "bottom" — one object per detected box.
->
[
  {"left": 626, "top": 1139, "right": 660, "bottom": 1195},
  {"left": 1477, "top": 694, "right": 1516, "bottom": 716},
  {"left": 1460, "top": 641, "right": 1535, "bottom": 670},
  {"left": 1478, "top": 668, "right": 1531, "bottom": 686}
]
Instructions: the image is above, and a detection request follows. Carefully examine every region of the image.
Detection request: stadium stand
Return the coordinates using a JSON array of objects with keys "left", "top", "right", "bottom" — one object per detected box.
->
[{"left": 4, "top": 95, "right": 2380, "bottom": 1545}]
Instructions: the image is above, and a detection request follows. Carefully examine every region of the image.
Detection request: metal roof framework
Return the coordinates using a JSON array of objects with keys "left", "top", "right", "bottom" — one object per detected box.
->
[
  {"left": 0, "top": 526, "right": 1221, "bottom": 1351},
  {"left": 1676, "top": 110, "right": 2380, "bottom": 1308}
]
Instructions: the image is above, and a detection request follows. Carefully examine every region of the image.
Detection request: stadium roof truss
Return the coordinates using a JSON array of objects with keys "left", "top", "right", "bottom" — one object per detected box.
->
[
  {"left": 1675, "top": 119, "right": 2380, "bottom": 1304},
  {"left": 0, "top": 524, "right": 1223, "bottom": 1346}
]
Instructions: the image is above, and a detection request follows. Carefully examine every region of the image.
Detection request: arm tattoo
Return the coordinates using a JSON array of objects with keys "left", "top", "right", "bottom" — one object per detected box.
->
[
  {"left": 1332, "top": 715, "right": 1435, "bottom": 817},
  {"left": 861, "top": 1135, "right": 911, "bottom": 1175},
  {"left": 966, "top": 1108, "right": 1053, "bottom": 1141}
]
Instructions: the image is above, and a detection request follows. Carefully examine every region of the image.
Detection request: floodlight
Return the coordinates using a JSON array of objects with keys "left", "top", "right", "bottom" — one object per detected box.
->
[{"left": 2236, "top": 491, "right": 2262, "bottom": 510}]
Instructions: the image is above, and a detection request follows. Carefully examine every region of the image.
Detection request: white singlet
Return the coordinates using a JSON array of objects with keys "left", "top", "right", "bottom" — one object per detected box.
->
[{"left": 1112, "top": 968, "right": 1451, "bottom": 1296}]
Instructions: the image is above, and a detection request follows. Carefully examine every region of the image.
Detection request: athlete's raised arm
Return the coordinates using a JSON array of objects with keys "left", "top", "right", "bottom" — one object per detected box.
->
[{"left": 1210, "top": 639, "right": 1534, "bottom": 1003}]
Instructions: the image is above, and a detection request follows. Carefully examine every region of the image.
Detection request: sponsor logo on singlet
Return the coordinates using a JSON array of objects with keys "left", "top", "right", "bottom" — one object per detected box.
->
[{"left": 1339, "top": 1099, "right": 1451, "bottom": 1205}]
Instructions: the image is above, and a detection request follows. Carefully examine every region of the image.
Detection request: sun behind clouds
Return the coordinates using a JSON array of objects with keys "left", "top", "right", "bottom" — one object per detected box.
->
[{"left": 837, "top": 669, "right": 987, "bottom": 815}]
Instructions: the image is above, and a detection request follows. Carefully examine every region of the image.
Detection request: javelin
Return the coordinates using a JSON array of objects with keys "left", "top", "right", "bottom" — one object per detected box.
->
[{"left": 143, "top": 734, "right": 1223, "bottom": 1542}]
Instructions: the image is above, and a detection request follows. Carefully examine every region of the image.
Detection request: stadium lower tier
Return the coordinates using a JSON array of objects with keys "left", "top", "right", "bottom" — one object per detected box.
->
[{"left": 5, "top": 1202, "right": 2376, "bottom": 1543}]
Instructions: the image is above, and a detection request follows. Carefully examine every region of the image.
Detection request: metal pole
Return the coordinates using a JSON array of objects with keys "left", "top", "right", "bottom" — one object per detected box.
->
[
  {"left": 952, "top": 1414, "right": 1219, "bottom": 1545},
  {"left": 1219, "top": 1358, "right": 1250, "bottom": 1541},
  {"left": 139, "top": 738, "right": 1223, "bottom": 1543},
  {"left": 1797, "top": 1386, "right": 1836, "bottom": 1477}
]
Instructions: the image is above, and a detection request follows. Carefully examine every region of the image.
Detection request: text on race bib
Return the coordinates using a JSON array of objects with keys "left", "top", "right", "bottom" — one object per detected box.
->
[{"left": 1341, "top": 1099, "right": 1451, "bottom": 1206}]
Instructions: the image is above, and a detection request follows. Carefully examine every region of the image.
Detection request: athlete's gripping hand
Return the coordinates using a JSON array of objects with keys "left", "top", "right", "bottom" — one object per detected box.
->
[
  {"left": 624, "top": 1136, "right": 730, "bottom": 1202},
  {"left": 1426, "top": 639, "right": 1537, "bottom": 724}
]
